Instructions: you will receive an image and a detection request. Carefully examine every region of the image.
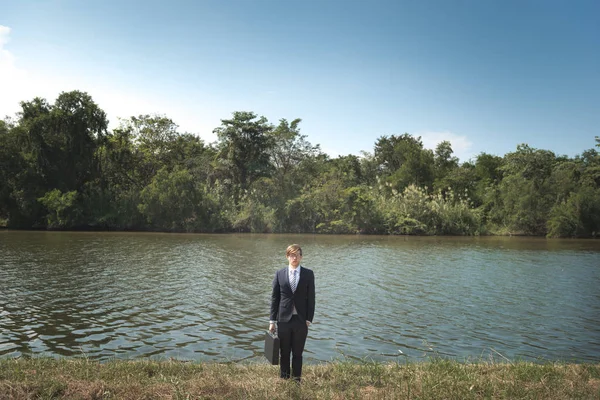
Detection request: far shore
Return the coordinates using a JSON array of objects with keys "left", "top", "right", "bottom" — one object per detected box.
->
[{"left": 2, "top": 226, "right": 599, "bottom": 238}]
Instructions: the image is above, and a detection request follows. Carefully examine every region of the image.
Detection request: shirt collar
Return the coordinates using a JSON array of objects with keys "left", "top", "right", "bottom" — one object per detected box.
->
[{"left": 289, "top": 265, "right": 301, "bottom": 275}]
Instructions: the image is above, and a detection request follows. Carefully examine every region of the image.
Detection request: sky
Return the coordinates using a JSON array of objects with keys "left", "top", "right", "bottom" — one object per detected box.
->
[{"left": 1, "top": 0, "right": 599, "bottom": 162}]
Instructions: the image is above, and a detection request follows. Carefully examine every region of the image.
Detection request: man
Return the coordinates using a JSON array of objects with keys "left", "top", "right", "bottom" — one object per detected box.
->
[{"left": 269, "top": 244, "right": 315, "bottom": 381}]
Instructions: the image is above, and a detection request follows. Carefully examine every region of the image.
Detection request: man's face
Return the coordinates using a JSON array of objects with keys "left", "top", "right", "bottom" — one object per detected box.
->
[{"left": 287, "top": 252, "right": 302, "bottom": 268}]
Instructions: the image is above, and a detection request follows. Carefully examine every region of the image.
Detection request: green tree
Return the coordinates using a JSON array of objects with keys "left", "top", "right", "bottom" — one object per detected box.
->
[
  {"left": 0, "top": 119, "right": 24, "bottom": 224},
  {"left": 268, "top": 118, "right": 320, "bottom": 188},
  {"left": 86, "top": 115, "right": 215, "bottom": 230},
  {"left": 85, "top": 127, "right": 143, "bottom": 229},
  {"left": 579, "top": 148, "right": 600, "bottom": 187},
  {"left": 138, "top": 166, "right": 218, "bottom": 232},
  {"left": 213, "top": 112, "right": 274, "bottom": 203},
  {"left": 306, "top": 168, "right": 352, "bottom": 233},
  {"left": 433, "top": 141, "right": 459, "bottom": 190},
  {"left": 374, "top": 134, "right": 434, "bottom": 192},
  {"left": 469, "top": 152, "right": 504, "bottom": 224},
  {"left": 232, "top": 183, "right": 276, "bottom": 233},
  {"left": 436, "top": 163, "right": 478, "bottom": 205},
  {"left": 547, "top": 185, "right": 600, "bottom": 237},
  {"left": 4, "top": 91, "right": 107, "bottom": 227},
  {"left": 496, "top": 145, "right": 557, "bottom": 234},
  {"left": 330, "top": 155, "right": 364, "bottom": 187},
  {"left": 546, "top": 146, "right": 600, "bottom": 237},
  {"left": 38, "top": 189, "right": 80, "bottom": 228},
  {"left": 474, "top": 153, "right": 504, "bottom": 184},
  {"left": 19, "top": 91, "right": 108, "bottom": 192},
  {"left": 259, "top": 118, "right": 322, "bottom": 230},
  {"left": 358, "top": 151, "right": 379, "bottom": 187},
  {"left": 117, "top": 114, "right": 180, "bottom": 186}
]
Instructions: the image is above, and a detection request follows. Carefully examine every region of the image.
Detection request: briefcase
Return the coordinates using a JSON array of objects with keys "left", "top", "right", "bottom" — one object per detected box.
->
[{"left": 264, "top": 331, "right": 280, "bottom": 365}]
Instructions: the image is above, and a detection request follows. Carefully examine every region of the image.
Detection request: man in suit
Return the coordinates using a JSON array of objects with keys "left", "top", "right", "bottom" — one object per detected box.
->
[{"left": 269, "top": 244, "right": 315, "bottom": 381}]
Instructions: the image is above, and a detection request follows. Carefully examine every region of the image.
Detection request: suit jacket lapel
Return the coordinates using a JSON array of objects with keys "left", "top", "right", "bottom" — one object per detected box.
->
[
  {"left": 284, "top": 268, "right": 290, "bottom": 293},
  {"left": 295, "top": 267, "right": 303, "bottom": 293}
]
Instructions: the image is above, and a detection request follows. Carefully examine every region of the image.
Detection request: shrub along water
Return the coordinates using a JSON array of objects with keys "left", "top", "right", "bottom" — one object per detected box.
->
[{"left": 380, "top": 184, "right": 482, "bottom": 236}]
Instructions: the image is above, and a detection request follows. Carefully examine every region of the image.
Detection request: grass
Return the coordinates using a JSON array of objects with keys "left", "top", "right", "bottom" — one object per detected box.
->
[{"left": 0, "top": 357, "right": 598, "bottom": 399}]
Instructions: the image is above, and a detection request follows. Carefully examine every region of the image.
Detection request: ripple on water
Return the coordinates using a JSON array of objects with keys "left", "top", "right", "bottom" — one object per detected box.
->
[{"left": 1, "top": 232, "right": 599, "bottom": 362}]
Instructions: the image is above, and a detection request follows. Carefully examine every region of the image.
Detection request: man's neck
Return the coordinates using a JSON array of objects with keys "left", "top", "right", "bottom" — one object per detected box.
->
[{"left": 289, "top": 264, "right": 300, "bottom": 270}]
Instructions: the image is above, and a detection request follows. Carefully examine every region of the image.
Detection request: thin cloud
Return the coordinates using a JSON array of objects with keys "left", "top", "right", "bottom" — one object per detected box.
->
[
  {"left": 321, "top": 146, "right": 340, "bottom": 159},
  {"left": 416, "top": 130, "right": 474, "bottom": 163},
  {"left": 0, "top": 25, "right": 10, "bottom": 46},
  {"left": 0, "top": 25, "right": 33, "bottom": 118},
  {"left": 0, "top": 25, "right": 85, "bottom": 118},
  {"left": 0, "top": 26, "right": 217, "bottom": 142}
]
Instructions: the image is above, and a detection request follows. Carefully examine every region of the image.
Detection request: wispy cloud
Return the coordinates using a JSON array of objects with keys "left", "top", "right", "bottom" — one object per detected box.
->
[
  {"left": 0, "top": 25, "right": 35, "bottom": 118},
  {"left": 0, "top": 26, "right": 217, "bottom": 142},
  {"left": 415, "top": 130, "right": 474, "bottom": 162},
  {"left": 320, "top": 145, "right": 340, "bottom": 158},
  {"left": 0, "top": 25, "right": 10, "bottom": 47},
  {"left": 0, "top": 26, "right": 66, "bottom": 117}
]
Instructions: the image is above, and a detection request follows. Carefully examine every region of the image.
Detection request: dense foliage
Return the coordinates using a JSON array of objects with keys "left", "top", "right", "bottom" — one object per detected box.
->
[{"left": 1, "top": 91, "right": 599, "bottom": 237}]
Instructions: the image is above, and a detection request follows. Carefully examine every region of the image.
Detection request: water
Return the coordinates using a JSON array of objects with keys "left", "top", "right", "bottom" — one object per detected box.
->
[{"left": 1, "top": 231, "right": 599, "bottom": 363}]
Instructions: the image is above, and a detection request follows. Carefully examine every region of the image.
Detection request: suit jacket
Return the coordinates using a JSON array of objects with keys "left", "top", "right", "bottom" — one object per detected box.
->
[{"left": 270, "top": 266, "right": 315, "bottom": 323}]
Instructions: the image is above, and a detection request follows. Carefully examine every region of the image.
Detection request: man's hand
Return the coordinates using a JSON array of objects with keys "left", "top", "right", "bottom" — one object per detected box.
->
[
  {"left": 269, "top": 323, "right": 276, "bottom": 333},
  {"left": 306, "top": 321, "right": 311, "bottom": 328}
]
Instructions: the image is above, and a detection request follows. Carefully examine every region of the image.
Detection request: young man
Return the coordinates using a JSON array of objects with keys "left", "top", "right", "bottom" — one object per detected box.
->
[{"left": 269, "top": 244, "right": 315, "bottom": 381}]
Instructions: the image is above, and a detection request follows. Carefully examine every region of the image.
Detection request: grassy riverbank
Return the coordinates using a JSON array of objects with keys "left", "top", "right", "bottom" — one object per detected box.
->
[{"left": 0, "top": 358, "right": 598, "bottom": 399}]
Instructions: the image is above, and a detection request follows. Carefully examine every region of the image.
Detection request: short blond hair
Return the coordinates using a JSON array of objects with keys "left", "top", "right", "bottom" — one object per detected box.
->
[{"left": 286, "top": 244, "right": 302, "bottom": 257}]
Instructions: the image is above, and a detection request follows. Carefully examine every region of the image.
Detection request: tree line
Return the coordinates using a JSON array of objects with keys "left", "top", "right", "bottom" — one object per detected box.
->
[{"left": 1, "top": 90, "right": 599, "bottom": 237}]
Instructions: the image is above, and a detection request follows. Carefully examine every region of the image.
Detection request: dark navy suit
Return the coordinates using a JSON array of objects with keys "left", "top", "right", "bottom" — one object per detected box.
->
[{"left": 270, "top": 266, "right": 315, "bottom": 379}]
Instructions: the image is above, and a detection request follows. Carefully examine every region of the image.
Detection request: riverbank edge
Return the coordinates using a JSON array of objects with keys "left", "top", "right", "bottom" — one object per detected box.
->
[
  {"left": 2, "top": 226, "right": 599, "bottom": 238},
  {"left": 0, "top": 358, "right": 598, "bottom": 399}
]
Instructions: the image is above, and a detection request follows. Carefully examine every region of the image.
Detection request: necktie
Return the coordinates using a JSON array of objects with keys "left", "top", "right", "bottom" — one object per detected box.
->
[{"left": 291, "top": 270, "right": 298, "bottom": 293}]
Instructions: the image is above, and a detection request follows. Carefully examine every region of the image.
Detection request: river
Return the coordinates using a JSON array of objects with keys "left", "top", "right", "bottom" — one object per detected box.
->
[{"left": 1, "top": 231, "right": 599, "bottom": 363}]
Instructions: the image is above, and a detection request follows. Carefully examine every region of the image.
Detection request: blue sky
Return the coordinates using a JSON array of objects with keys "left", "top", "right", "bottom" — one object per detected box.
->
[{"left": 1, "top": 0, "right": 599, "bottom": 161}]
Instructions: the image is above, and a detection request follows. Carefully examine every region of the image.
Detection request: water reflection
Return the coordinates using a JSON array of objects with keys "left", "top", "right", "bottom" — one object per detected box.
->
[{"left": 1, "top": 231, "right": 599, "bottom": 363}]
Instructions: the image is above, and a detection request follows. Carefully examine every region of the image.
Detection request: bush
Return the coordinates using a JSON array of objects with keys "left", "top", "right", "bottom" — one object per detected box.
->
[
  {"left": 38, "top": 189, "right": 81, "bottom": 228},
  {"left": 547, "top": 186, "right": 600, "bottom": 237},
  {"left": 233, "top": 197, "right": 275, "bottom": 233},
  {"left": 380, "top": 184, "right": 481, "bottom": 235}
]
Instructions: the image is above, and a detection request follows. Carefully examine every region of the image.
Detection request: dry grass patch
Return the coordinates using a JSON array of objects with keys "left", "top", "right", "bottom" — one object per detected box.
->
[{"left": 0, "top": 358, "right": 599, "bottom": 399}]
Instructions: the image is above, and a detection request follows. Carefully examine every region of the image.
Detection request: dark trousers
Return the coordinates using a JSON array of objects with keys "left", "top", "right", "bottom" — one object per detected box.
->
[{"left": 278, "top": 315, "right": 308, "bottom": 380}]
